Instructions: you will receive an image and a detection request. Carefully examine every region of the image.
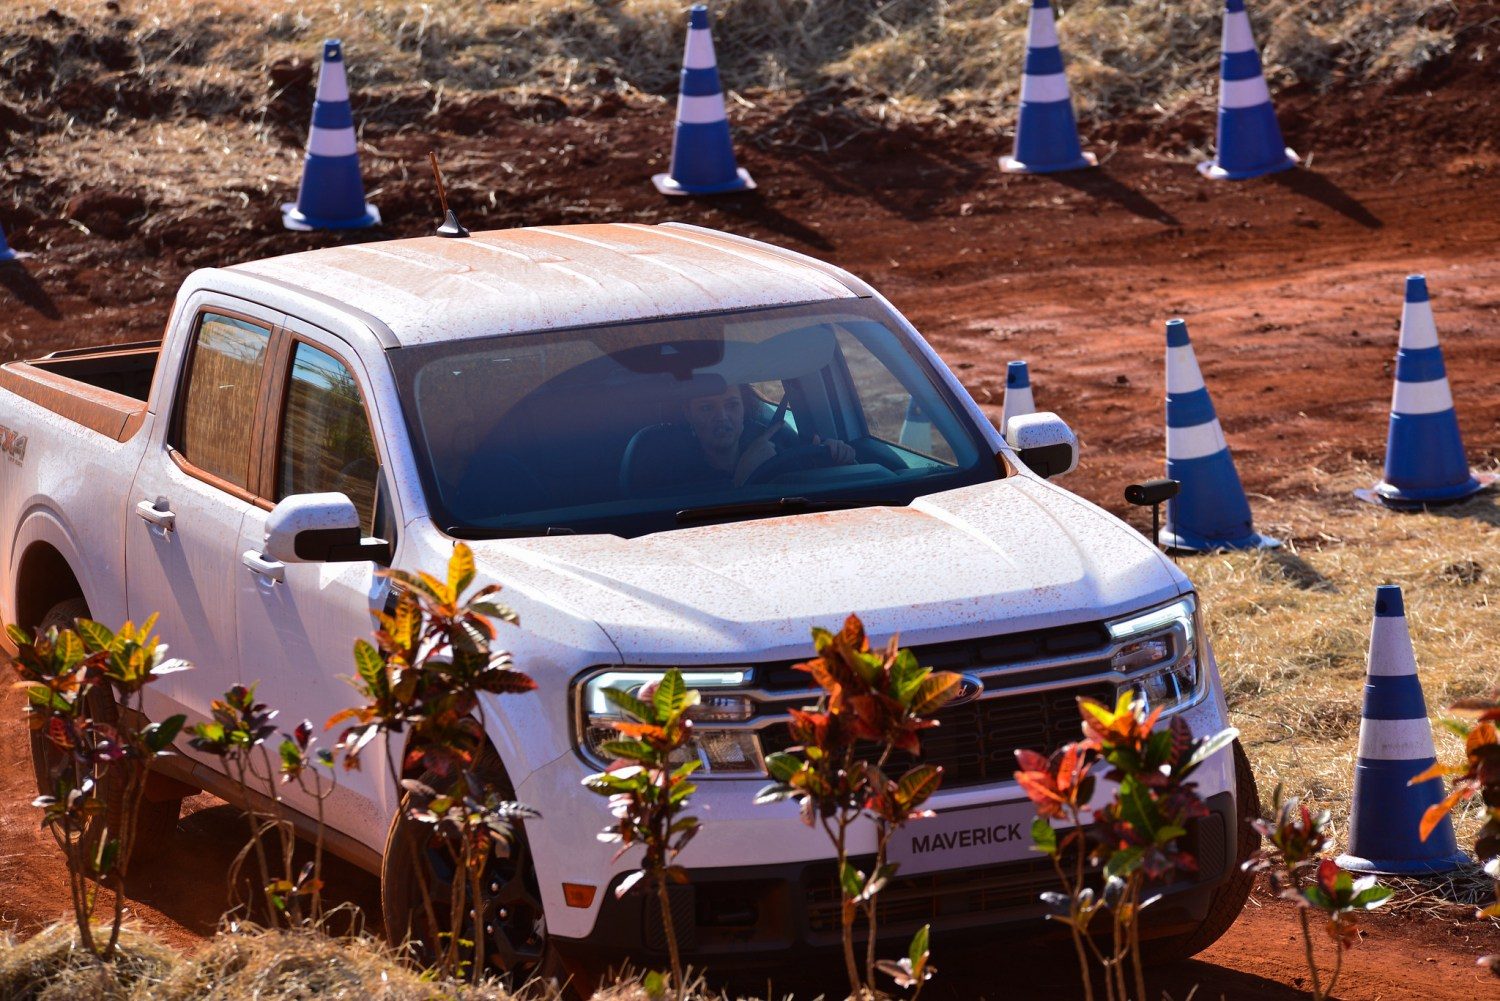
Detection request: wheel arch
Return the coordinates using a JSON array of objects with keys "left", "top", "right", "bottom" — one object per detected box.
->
[{"left": 13, "top": 539, "right": 87, "bottom": 632}]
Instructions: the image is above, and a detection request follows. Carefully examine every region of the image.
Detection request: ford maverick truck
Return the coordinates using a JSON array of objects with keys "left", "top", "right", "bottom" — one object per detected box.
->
[{"left": 0, "top": 222, "right": 1254, "bottom": 985}]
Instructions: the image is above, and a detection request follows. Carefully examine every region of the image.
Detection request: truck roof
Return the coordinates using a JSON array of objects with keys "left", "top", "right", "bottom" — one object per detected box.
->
[{"left": 222, "top": 222, "right": 867, "bottom": 348}]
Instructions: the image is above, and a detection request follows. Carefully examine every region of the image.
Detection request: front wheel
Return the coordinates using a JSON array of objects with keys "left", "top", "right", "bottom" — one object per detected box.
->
[
  {"left": 1143, "top": 738, "right": 1261, "bottom": 963},
  {"left": 380, "top": 744, "right": 570, "bottom": 991}
]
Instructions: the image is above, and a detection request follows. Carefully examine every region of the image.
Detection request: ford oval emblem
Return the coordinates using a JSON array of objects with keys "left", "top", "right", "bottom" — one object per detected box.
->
[{"left": 949, "top": 674, "right": 985, "bottom": 707}]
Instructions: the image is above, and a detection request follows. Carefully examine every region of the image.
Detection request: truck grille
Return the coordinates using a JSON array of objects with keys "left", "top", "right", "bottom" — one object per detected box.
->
[
  {"left": 804, "top": 856, "right": 1062, "bottom": 934},
  {"left": 759, "top": 683, "right": 1115, "bottom": 789}
]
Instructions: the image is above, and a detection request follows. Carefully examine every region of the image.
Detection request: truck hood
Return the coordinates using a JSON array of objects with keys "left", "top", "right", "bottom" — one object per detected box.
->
[{"left": 468, "top": 476, "right": 1186, "bottom": 659}]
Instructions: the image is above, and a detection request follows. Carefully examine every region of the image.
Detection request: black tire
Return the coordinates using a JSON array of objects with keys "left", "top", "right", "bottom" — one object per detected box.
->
[
  {"left": 27, "top": 598, "right": 182, "bottom": 865},
  {"left": 1143, "top": 738, "right": 1262, "bottom": 964},
  {"left": 380, "top": 743, "right": 572, "bottom": 993}
]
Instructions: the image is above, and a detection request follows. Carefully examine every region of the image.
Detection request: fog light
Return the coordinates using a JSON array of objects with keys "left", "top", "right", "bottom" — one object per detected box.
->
[{"left": 694, "top": 730, "right": 764, "bottom": 773}]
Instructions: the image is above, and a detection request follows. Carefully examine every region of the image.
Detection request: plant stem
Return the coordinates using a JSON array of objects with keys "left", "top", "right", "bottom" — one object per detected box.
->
[
  {"left": 1297, "top": 906, "right": 1325, "bottom": 1001},
  {"left": 385, "top": 737, "right": 441, "bottom": 959},
  {"left": 1325, "top": 937, "right": 1344, "bottom": 1000},
  {"left": 655, "top": 868, "right": 685, "bottom": 1001},
  {"left": 825, "top": 811, "right": 862, "bottom": 996},
  {"left": 1128, "top": 876, "right": 1146, "bottom": 1001},
  {"left": 234, "top": 757, "right": 276, "bottom": 924},
  {"left": 1049, "top": 852, "right": 1095, "bottom": 1001}
]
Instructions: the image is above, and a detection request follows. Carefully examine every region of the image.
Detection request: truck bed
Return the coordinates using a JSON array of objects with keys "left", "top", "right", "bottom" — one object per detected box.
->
[{"left": 0, "top": 341, "right": 158, "bottom": 442}]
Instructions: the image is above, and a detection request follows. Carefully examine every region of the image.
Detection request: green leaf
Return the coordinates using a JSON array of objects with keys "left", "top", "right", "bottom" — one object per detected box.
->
[
  {"left": 74, "top": 618, "right": 114, "bottom": 652},
  {"left": 643, "top": 969, "right": 668, "bottom": 1001},
  {"left": 469, "top": 600, "right": 520, "bottom": 626},
  {"left": 765, "top": 751, "right": 803, "bottom": 783},
  {"left": 601, "top": 685, "right": 653, "bottom": 723},
  {"left": 839, "top": 861, "right": 864, "bottom": 900},
  {"left": 896, "top": 764, "right": 944, "bottom": 811},
  {"left": 145, "top": 714, "right": 186, "bottom": 753},
  {"left": 667, "top": 780, "right": 696, "bottom": 806},
  {"left": 1103, "top": 845, "right": 1145, "bottom": 880},
  {"left": 1031, "top": 816, "right": 1059, "bottom": 856},
  {"left": 352, "top": 640, "right": 386, "bottom": 697},
  {"left": 652, "top": 669, "right": 694, "bottom": 721},
  {"left": 889, "top": 649, "right": 927, "bottom": 703},
  {"left": 598, "top": 739, "right": 656, "bottom": 763},
  {"left": 1350, "top": 885, "right": 1394, "bottom": 909},
  {"left": 1115, "top": 775, "right": 1163, "bottom": 842},
  {"left": 911, "top": 672, "right": 961, "bottom": 716},
  {"left": 909, "top": 923, "right": 930, "bottom": 968},
  {"left": 1185, "top": 728, "right": 1241, "bottom": 771},
  {"left": 753, "top": 783, "right": 796, "bottom": 805}
]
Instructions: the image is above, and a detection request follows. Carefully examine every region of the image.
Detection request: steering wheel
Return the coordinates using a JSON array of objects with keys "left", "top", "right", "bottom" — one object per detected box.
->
[{"left": 740, "top": 442, "right": 837, "bottom": 486}]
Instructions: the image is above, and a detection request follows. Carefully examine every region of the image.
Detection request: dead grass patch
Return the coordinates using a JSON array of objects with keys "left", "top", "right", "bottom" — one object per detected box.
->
[
  {"left": 3, "top": 0, "right": 1458, "bottom": 119},
  {"left": 1188, "top": 461, "right": 1499, "bottom": 856}
]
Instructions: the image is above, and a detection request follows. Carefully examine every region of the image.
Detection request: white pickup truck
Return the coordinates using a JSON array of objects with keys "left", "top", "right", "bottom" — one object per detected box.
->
[{"left": 0, "top": 222, "right": 1253, "bottom": 985}]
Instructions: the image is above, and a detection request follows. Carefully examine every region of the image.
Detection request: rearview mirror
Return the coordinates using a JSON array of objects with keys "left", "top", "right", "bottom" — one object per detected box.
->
[
  {"left": 1005, "top": 412, "right": 1078, "bottom": 479},
  {"left": 262, "top": 492, "right": 391, "bottom": 565}
]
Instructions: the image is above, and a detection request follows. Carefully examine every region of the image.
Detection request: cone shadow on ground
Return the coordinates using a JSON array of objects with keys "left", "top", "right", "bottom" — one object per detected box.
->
[
  {"left": 1042, "top": 167, "right": 1181, "bottom": 226},
  {"left": 0, "top": 261, "right": 60, "bottom": 321},
  {"left": 705, "top": 189, "right": 835, "bottom": 252},
  {"left": 1429, "top": 490, "right": 1500, "bottom": 527},
  {"left": 756, "top": 105, "right": 987, "bottom": 223},
  {"left": 1270, "top": 169, "right": 1382, "bottom": 229}
]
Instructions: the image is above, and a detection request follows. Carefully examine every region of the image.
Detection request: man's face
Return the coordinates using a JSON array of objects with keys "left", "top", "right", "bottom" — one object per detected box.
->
[{"left": 684, "top": 387, "right": 745, "bottom": 451}]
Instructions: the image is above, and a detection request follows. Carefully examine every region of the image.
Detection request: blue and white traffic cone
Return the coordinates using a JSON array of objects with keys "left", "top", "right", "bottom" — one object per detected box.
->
[
  {"left": 1159, "top": 319, "right": 1278, "bottom": 552},
  {"left": 1336, "top": 585, "right": 1467, "bottom": 875},
  {"left": 281, "top": 39, "right": 380, "bottom": 232},
  {"left": 899, "top": 398, "right": 934, "bottom": 453},
  {"left": 652, "top": 5, "right": 754, "bottom": 197},
  {"left": 1002, "top": 360, "right": 1036, "bottom": 435},
  {"left": 1356, "top": 276, "right": 1496, "bottom": 509},
  {"left": 1197, "top": 0, "right": 1298, "bottom": 181},
  {"left": 1000, "top": 0, "right": 1096, "bottom": 174},
  {"left": 0, "top": 222, "right": 17, "bottom": 262}
]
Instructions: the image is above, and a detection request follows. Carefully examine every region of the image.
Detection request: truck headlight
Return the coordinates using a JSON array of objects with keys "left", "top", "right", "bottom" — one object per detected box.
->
[
  {"left": 573, "top": 668, "right": 766, "bottom": 776},
  {"left": 1106, "top": 595, "right": 1204, "bottom": 715}
]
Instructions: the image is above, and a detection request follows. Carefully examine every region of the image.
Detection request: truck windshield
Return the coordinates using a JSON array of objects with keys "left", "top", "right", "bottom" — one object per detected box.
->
[{"left": 389, "top": 298, "right": 1001, "bottom": 538}]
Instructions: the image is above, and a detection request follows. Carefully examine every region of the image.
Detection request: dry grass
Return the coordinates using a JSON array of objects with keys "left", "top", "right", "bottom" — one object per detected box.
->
[
  {"left": 0, "top": 923, "right": 771, "bottom": 1000},
  {"left": 4, "top": 0, "right": 1457, "bottom": 118},
  {"left": 1186, "top": 460, "right": 1499, "bottom": 856}
]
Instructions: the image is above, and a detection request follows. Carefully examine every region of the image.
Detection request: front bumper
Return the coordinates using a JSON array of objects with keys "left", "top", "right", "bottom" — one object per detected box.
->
[{"left": 552, "top": 789, "right": 1236, "bottom": 985}]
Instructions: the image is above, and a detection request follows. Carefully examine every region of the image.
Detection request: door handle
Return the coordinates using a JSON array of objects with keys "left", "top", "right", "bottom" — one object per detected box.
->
[
  {"left": 135, "top": 499, "right": 176, "bottom": 533},
  {"left": 241, "top": 550, "right": 286, "bottom": 583}
]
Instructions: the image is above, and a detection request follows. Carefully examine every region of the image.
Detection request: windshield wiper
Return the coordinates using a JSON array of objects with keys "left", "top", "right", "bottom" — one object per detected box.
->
[
  {"left": 447, "top": 525, "right": 578, "bottom": 540},
  {"left": 675, "top": 496, "right": 887, "bottom": 526}
]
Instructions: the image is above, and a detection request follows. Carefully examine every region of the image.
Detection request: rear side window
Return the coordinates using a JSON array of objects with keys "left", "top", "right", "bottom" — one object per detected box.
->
[
  {"left": 173, "top": 313, "right": 272, "bottom": 489},
  {"left": 277, "top": 342, "right": 379, "bottom": 534}
]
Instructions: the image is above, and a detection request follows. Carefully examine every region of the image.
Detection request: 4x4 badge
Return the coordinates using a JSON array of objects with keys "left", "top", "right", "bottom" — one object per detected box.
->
[{"left": 0, "top": 424, "right": 26, "bottom": 466}]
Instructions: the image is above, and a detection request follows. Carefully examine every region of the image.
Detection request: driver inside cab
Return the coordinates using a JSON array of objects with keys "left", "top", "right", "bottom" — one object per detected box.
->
[{"left": 647, "top": 384, "right": 857, "bottom": 489}]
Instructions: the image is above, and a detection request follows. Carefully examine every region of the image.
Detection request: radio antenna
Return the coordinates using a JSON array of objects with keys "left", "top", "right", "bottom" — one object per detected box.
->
[{"left": 429, "top": 150, "right": 470, "bottom": 239}]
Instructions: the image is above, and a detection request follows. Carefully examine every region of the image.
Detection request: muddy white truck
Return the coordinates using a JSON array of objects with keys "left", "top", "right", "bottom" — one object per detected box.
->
[{"left": 0, "top": 222, "right": 1254, "bottom": 984}]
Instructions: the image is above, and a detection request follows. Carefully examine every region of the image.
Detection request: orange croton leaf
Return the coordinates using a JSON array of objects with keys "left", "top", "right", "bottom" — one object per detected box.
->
[
  {"left": 1467, "top": 721, "right": 1499, "bottom": 756},
  {"left": 1418, "top": 788, "right": 1467, "bottom": 842}
]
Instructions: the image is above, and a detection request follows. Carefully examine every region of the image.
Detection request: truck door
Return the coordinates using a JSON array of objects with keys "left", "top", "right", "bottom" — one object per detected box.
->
[
  {"left": 127, "top": 300, "right": 284, "bottom": 748},
  {"left": 234, "top": 316, "right": 397, "bottom": 847}
]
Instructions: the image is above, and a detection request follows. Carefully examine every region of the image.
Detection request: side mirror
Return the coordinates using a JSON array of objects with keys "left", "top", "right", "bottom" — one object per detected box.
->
[
  {"left": 262, "top": 492, "right": 391, "bottom": 565},
  {"left": 1005, "top": 412, "right": 1078, "bottom": 479}
]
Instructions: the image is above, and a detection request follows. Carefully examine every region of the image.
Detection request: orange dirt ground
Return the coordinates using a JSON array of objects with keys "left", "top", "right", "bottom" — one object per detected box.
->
[{"left": 1, "top": 4, "right": 1498, "bottom": 997}]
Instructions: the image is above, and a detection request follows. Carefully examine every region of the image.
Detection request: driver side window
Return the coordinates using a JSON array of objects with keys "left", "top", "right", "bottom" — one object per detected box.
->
[{"left": 276, "top": 341, "right": 379, "bottom": 535}]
